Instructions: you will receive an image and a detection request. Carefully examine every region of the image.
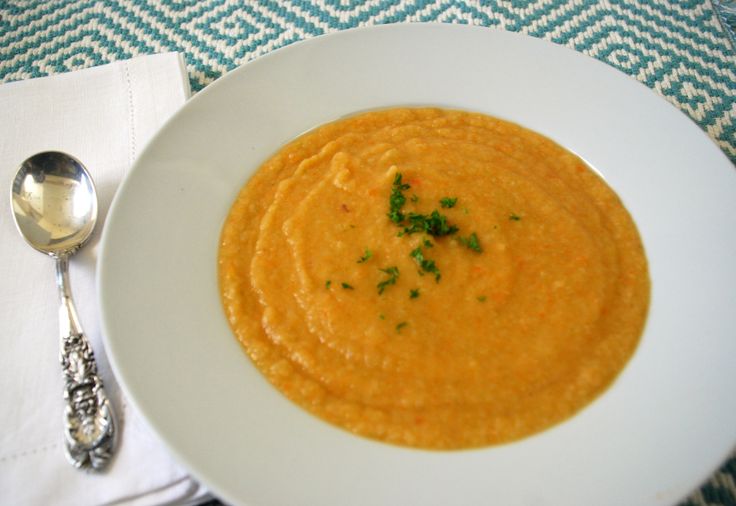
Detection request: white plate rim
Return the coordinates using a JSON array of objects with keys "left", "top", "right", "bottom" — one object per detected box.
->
[{"left": 98, "top": 23, "right": 736, "bottom": 506}]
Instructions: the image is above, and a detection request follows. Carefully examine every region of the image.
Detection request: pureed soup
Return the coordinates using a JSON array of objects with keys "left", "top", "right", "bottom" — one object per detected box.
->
[{"left": 218, "top": 108, "right": 650, "bottom": 450}]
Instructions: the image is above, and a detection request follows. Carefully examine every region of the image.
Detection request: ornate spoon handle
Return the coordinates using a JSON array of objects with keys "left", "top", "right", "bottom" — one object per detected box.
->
[{"left": 56, "top": 256, "right": 116, "bottom": 471}]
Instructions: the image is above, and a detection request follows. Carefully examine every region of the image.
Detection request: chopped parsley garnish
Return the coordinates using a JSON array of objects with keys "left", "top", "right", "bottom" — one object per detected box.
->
[
  {"left": 477, "top": 295, "right": 487, "bottom": 302},
  {"left": 388, "top": 173, "right": 410, "bottom": 223},
  {"left": 325, "top": 280, "right": 332, "bottom": 289},
  {"left": 396, "top": 322, "right": 408, "bottom": 333},
  {"left": 377, "top": 266, "right": 399, "bottom": 294},
  {"left": 379, "top": 313, "right": 386, "bottom": 320},
  {"left": 403, "top": 210, "right": 458, "bottom": 236},
  {"left": 387, "top": 173, "right": 458, "bottom": 236},
  {"left": 341, "top": 282, "right": 354, "bottom": 290},
  {"left": 383, "top": 172, "right": 481, "bottom": 288},
  {"left": 357, "top": 249, "right": 373, "bottom": 263},
  {"left": 410, "top": 247, "right": 441, "bottom": 282},
  {"left": 440, "top": 197, "right": 458, "bottom": 208},
  {"left": 509, "top": 213, "right": 522, "bottom": 221},
  {"left": 459, "top": 232, "right": 482, "bottom": 253}
]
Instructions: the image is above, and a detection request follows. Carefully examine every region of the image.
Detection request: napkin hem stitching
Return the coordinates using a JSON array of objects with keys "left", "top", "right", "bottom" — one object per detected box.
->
[
  {"left": 0, "top": 442, "right": 59, "bottom": 463},
  {"left": 123, "top": 61, "right": 136, "bottom": 166}
]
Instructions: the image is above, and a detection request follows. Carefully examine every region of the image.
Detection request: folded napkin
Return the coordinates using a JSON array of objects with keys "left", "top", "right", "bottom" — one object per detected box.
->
[{"left": 0, "top": 53, "right": 209, "bottom": 506}]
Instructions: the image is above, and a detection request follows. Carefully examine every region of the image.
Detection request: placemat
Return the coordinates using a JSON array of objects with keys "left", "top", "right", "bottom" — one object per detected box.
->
[{"left": 1, "top": 2, "right": 734, "bottom": 506}]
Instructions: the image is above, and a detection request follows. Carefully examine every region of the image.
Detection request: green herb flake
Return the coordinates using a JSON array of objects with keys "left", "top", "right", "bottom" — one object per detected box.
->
[
  {"left": 410, "top": 193, "right": 419, "bottom": 203},
  {"left": 325, "top": 280, "right": 332, "bottom": 289},
  {"left": 377, "top": 266, "right": 400, "bottom": 294},
  {"left": 379, "top": 313, "right": 386, "bottom": 320},
  {"left": 357, "top": 249, "right": 373, "bottom": 263},
  {"left": 509, "top": 213, "right": 522, "bottom": 221},
  {"left": 386, "top": 174, "right": 459, "bottom": 237},
  {"left": 423, "top": 239, "right": 433, "bottom": 248},
  {"left": 409, "top": 288, "right": 420, "bottom": 299},
  {"left": 459, "top": 232, "right": 482, "bottom": 253},
  {"left": 410, "top": 247, "right": 441, "bottom": 282},
  {"left": 388, "top": 173, "right": 410, "bottom": 224},
  {"left": 396, "top": 322, "right": 408, "bottom": 333},
  {"left": 341, "top": 282, "right": 354, "bottom": 290},
  {"left": 477, "top": 295, "right": 487, "bottom": 302},
  {"left": 440, "top": 197, "right": 458, "bottom": 208},
  {"left": 403, "top": 210, "right": 458, "bottom": 237}
]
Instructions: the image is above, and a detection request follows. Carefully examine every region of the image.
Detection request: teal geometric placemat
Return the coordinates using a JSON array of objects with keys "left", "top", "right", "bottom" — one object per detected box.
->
[
  {"left": 1, "top": 2, "right": 734, "bottom": 506},
  {"left": 1, "top": 0, "right": 734, "bottom": 165}
]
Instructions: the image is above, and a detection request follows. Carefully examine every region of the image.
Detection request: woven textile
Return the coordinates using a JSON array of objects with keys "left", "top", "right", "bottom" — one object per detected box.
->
[
  {"left": 1, "top": 2, "right": 735, "bottom": 506},
  {"left": 1, "top": 0, "right": 735, "bottom": 163}
]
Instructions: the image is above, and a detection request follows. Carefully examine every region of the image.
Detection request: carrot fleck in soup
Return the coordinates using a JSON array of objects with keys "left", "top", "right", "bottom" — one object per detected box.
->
[{"left": 218, "top": 107, "right": 650, "bottom": 450}]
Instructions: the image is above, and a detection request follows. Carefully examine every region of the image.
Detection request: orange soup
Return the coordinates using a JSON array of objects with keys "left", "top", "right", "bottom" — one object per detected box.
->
[{"left": 218, "top": 108, "right": 650, "bottom": 449}]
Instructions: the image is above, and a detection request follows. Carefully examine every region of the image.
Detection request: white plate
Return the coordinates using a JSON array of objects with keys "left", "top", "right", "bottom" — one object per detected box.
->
[{"left": 98, "top": 23, "right": 736, "bottom": 506}]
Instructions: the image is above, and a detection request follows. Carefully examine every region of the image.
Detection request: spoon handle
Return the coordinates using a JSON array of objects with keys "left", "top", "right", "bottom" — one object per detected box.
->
[{"left": 55, "top": 256, "right": 116, "bottom": 471}]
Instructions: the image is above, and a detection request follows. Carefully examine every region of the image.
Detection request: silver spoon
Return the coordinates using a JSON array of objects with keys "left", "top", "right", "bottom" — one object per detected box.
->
[{"left": 10, "top": 151, "right": 116, "bottom": 471}]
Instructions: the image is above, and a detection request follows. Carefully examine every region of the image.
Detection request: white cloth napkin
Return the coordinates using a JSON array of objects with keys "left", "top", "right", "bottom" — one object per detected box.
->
[{"left": 0, "top": 53, "right": 210, "bottom": 506}]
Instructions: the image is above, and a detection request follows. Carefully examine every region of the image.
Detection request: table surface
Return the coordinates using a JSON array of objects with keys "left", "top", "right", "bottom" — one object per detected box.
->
[{"left": 1, "top": 2, "right": 734, "bottom": 506}]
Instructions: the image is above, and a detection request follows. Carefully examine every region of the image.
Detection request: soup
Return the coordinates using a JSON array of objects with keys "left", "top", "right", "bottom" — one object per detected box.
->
[{"left": 218, "top": 108, "right": 650, "bottom": 449}]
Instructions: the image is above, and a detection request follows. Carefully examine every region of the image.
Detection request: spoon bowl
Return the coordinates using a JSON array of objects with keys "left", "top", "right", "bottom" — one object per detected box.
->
[
  {"left": 11, "top": 152, "right": 97, "bottom": 255},
  {"left": 10, "top": 151, "right": 116, "bottom": 471}
]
